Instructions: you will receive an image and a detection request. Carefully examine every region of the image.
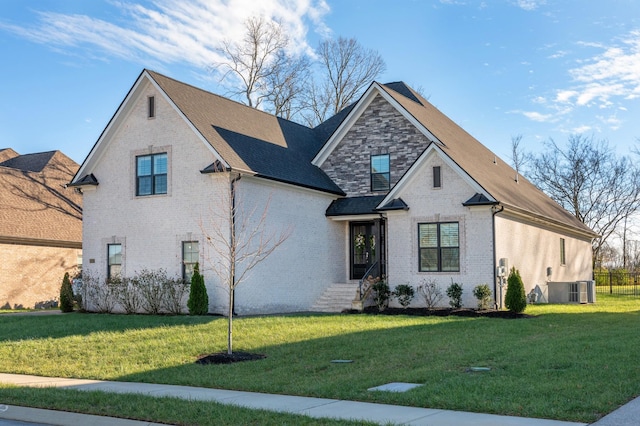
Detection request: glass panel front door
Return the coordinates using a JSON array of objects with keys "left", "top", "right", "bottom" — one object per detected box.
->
[{"left": 351, "top": 222, "right": 375, "bottom": 280}]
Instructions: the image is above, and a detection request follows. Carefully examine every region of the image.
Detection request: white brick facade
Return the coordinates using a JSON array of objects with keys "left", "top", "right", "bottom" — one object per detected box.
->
[
  {"left": 76, "top": 72, "right": 595, "bottom": 314},
  {"left": 386, "top": 151, "right": 495, "bottom": 308},
  {"left": 81, "top": 80, "right": 345, "bottom": 314}
]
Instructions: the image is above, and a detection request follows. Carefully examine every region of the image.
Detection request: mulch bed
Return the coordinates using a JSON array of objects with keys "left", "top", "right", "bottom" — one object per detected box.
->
[
  {"left": 348, "top": 306, "right": 533, "bottom": 319},
  {"left": 196, "top": 351, "right": 266, "bottom": 365}
]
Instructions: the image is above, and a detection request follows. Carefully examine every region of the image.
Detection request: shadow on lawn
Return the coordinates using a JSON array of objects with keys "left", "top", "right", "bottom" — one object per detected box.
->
[{"left": 0, "top": 313, "right": 221, "bottom": 343}]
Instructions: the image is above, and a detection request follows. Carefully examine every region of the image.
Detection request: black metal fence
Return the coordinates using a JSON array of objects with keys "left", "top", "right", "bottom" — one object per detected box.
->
[{"left": 594, "top": 271, "right": 640, "bottom": 296}]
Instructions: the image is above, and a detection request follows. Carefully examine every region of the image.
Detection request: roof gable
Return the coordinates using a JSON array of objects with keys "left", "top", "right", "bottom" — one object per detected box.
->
[
  {"left": 312, "top": 82, "right": 442, "bottom": 167},
  {"left": 0, "top": 151, "right": 57, "bottom": 172},
  {"left": 0, "top": 150, "right": 82, "bottom": 245},
  {"left": 73, "top": 70, "right": 341, "bottom": 195}
]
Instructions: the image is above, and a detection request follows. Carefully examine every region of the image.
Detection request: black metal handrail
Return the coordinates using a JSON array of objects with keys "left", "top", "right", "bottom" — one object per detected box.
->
[{"left": 358, "top": 261, "right": 379, "bottom": 300}]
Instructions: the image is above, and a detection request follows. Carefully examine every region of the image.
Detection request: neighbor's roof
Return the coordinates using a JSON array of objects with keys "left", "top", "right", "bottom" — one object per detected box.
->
[
  {"left": 0, "top": 150, "right": 82, "bottom": 246},
  {"left": 146, "top": 71, "right": 344, "bottom": 195},
  {"left": 376, "top": 82, "right": 596, "bottom": 237}
]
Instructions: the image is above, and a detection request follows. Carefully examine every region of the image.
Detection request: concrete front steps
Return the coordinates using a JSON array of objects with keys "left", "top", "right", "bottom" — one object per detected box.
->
[{"left": 310, "top": 282, "right": 360, "bottom": 313}]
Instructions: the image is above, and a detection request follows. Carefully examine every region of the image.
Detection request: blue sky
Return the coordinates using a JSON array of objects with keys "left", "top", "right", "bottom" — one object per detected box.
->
[{"left": 1, "top": 0, "right": 639, "bottom": 165}]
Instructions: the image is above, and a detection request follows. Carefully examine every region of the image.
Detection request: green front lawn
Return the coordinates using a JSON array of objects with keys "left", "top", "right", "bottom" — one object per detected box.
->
[{"left": 1, "top": 295, "right": 639, "bottom": 424}]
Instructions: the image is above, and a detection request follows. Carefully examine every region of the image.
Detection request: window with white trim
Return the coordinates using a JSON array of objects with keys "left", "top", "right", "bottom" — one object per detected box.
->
[{"left": 560, "top": 238, "right": 566, "bottom": 266}]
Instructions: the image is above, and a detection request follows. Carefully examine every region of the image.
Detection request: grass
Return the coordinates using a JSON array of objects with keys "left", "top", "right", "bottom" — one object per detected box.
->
[{"left": 0, "top": 295, "right": 639, "bottom": 424}]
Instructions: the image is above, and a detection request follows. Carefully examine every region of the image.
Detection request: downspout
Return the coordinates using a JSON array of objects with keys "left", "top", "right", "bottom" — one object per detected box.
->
[{"left": 492, "top": 204, "right": 504, "bottom": 309}]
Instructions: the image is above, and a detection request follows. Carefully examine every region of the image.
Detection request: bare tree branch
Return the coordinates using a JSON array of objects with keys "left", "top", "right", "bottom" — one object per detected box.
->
[
  {"left": 303, "top": 37, "right": 386, "bottom": 126},
  {"left": 528, "top": 135, "right": 640, "bottom": 267}
]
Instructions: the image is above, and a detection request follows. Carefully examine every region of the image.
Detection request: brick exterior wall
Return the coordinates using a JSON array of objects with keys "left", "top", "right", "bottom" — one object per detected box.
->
[
  {"left": 385, "top": 150, "right": 495, "bottom": 308},
  {"left": 0, "top": 243, "right": 80, "bottom": 309},
  {"left": 320, "top": 94, "right": 430, "bottom": 196},
  {"left": 81, "top": 79, "right": 345, "bottom": 314}
]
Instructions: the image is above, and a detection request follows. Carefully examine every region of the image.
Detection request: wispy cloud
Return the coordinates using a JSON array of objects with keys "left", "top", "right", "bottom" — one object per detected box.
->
[
  {"left": 521, "top": 30, "right": 640, "bottom": 133},
  {"left": 514, "top": 0, "right": 546, "bottom": 11},
  {"left": 558, "top": 31, "right": 640, "bottom": 107},
  {"left": 0, "top": 0, "right": 330, "bottom": 68}
]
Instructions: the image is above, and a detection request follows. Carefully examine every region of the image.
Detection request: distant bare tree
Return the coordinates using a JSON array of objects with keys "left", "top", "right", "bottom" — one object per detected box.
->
[
  {"left": 264, "top": 51, "right": 311, "bottom": 120},
  {"left": 202, "top": 170, "right": 291, "bottom": 355},
  {"left": 509, "top": 134, "right": 529, "bottom": 183},
  {"left": 212, "top": 16, "right": 309, "bottom": 119},
  {"left": 304, "top": 37, "right": 386, "bottom": 126},
  {"left": 528, "top": 135, "right": 640, "bottom": 266}
]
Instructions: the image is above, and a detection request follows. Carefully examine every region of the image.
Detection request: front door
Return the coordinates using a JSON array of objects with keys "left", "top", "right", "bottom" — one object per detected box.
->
[{"left": 350, "top": 222, "right": 376, "bottom": 280}]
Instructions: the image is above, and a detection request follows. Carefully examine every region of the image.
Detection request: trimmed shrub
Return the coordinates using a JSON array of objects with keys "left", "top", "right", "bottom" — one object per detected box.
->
[
  {"left": 473, "top": 284, "right": 492, "bottom": 310},
  {"left": 59, "top": 272, "right": 74, "bottom": 313},
  {"left": 417, "top": 278, "right": 443, "bottom": 308},
  {"left": 187, "top": 263, "right": 208, "bottom": 315},
  {"left": 505, "top": 267, "right": 527, "bottom": 313},
  {"left": 446, "top": 281, "right": 464, "bottom": 308},
  {"left": 372, "top": 279, "right": 390, "bottom": 311},
  {"left": 393, "top": 284, "right": 415, "bottom": 308}
]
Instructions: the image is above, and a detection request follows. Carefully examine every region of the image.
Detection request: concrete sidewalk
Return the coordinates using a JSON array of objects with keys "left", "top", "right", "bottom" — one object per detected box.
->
[{"left": 0, "top": 373, "right": 596, "bottom": 426}]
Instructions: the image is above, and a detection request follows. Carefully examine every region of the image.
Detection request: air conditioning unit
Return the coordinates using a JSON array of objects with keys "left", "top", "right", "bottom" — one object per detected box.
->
[
  {"left": 548, "top": 281, "right": 594, "bottom": 304},
  {"left": 570, "top": 282, "right": 588, "bottom": 303}
]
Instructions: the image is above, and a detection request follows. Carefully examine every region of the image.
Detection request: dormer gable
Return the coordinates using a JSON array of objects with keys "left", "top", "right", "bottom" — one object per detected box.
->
[{"left": 313, "top": 83, "right": 441, "bottom": 197}]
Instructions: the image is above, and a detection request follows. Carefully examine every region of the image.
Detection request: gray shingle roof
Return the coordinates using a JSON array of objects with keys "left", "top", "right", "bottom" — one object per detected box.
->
[
  {"left": 0, "top": 150, "right": 82, "bottom": 245},
  {"left": 147, "top": 71, "right": 343, "bottom": 195},
  {"left": 378, "top": 82, "right": 596, "bottom": 237}
]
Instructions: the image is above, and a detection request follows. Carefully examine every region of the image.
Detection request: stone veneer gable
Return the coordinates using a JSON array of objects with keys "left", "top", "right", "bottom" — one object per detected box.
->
[{"left": 320, "top": 94, "right": 430, "bottom": 196}]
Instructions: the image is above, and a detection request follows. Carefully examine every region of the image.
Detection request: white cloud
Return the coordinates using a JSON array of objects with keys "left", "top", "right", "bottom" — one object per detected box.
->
[
  {"left": 564, "top": 30, "right": 640, "bottom": 108},
  {"left": 572, "top": 125, "right": 592, "bottom": 133},
  {"left": 514, "top": 0, "right": 546, "bottom": 11},
  {"left": 548, "top": 50, "right": 568, "bottom": 59},
  {"left": 0, "top": 0, "right": 330, "bottom": 68},
  {"left": 524, "top": 30, "right": 640, "bottom": 133},
  {"left": 521, "top": 111, "right": 554, "bottom": 122}
]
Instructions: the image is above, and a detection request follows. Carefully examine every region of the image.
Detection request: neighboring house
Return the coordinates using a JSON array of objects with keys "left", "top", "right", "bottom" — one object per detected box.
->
[
  {"left": 70, "top": 70, "right": 598, "bottom": 314},
  {"left": 0, "top": 149, "right": 82, "bottom": 309}
]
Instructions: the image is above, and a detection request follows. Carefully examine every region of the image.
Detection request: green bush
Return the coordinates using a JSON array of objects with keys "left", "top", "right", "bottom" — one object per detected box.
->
[
  {"left": 59, "top": 272, "right": 74, "bottom": 313},
  {"left": 393, "top": 284, "right": 415, "bottom": 308},
  {"left": 505, "top": 267, "right": 527, "bottom": 314},
  {"left": 446, "top": 281, "right": 463, "bottom": 308},
  {"left": 372, "top": 279, "right": 390, "bottom": 311},
  {"left": 187, "top": 263, "right": 208, "bottom": 315},
  {"left": 473, "top": 284, "right": 492, "bottom": 310}
]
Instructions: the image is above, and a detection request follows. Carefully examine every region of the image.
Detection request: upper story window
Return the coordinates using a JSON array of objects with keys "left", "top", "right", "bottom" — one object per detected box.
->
[
  {"left": 433, "top": 166, "right": 441, "bottom": 188},
  {"left": 418, "top": 222, "right": 460, "bottom": 272},
  {"left": 107, "top": 244, "right": 122, "bottom": 279},
  {"left": 136, "top": 153, "right": 167, "bottom": 196},
  {"left": 560, "top": 238, "right": 566, "bottom": 265},
  {"left": 148, "top": 96, "right": 155, "bottom": 118},
  {"left": 371, "top": 154, "right": 390, "bottom": 192}
]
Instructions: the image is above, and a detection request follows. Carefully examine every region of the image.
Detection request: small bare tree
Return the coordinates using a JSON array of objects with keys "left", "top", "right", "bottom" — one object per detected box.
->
[
  {"left": 304, "top": 37, "right": 386, "bottom": 125},
  {"left": 202, "top": 171, "right": 291, "bottom": 355}
]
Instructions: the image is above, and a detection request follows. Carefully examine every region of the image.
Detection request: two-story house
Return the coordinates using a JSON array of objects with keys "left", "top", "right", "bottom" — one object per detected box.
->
[{"left": 70, "top": 70, "right": 597, "bottom": 314}]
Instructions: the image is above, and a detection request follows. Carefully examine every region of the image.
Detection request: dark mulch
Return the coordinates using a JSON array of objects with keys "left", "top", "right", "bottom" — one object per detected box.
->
[
  {"left": 196, "top": 351, "right": 266, "bottom": 365},
  {"left": 346, "top": 306, "right": 533, "bottom": 319}
]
